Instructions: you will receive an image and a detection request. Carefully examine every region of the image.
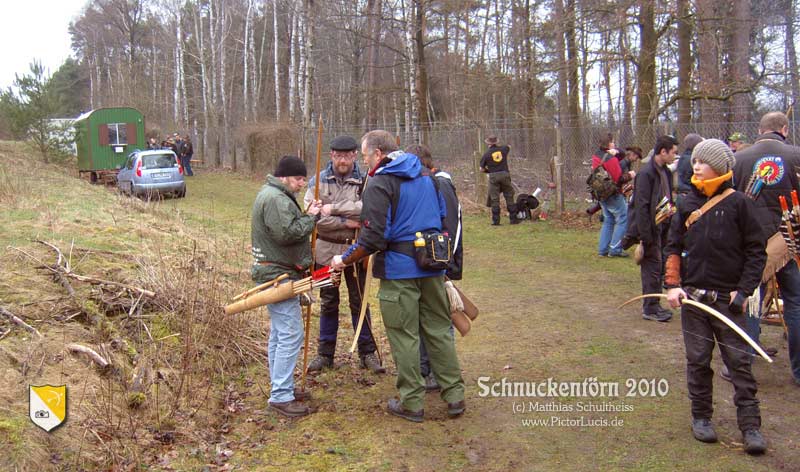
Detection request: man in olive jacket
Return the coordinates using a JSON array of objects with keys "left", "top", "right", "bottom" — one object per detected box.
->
[{"left": 251, "top": 155, "right": 322, "bottom": 417}]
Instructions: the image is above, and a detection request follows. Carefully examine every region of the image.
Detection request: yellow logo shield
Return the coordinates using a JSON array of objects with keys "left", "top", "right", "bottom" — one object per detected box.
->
[{"left": 29, "top": 385, "right": 67, "bottom": 432}]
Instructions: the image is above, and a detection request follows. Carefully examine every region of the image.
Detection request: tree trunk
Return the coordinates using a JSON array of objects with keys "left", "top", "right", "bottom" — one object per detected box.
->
[
  {"left": 365, "top": 0, "right": 381, "bottom": 129},
  {"left": 414, "top": 0, "right": 430, "bottom": 145},
  {"left": 273, "top": 0, "right": 282, "bottom": 121},
  {"left": 696, "top": 0, "right": 722, "bottom": 124},
  {"left": 553, "top": 0, "right": 568, "bottom": 127},
  {"left": 564, "top": 0, "right": 580, "bottom": 128},
  {"left": 787, "top": 0, "right": 800, "bottom": 121},
  {"left": 730, "top": 0, "right": 752, "bottom": 124},
  {"left": 677, "top": 0, "right": 692, "bottom": 125},
  {"left": 635, "top": 0, "right": 656, "bottom": 127}
]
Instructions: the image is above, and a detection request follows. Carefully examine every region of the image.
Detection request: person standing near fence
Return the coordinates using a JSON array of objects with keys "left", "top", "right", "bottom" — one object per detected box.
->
[
  {"left": 733, "top": 111, "right": 800, "bottom": 388},
  {"left": 180, "top": 135, "right": 194, "bottom": 176},
  {"left": 630, "top": 135, "right": 679, "bottom": 322},
  {"left": 405, "top": 143, "right": 462, "bottom": 392},
  {"left": 591, "top": 134, "right": 633, "bottom": 257},
  {"left": 480, "top": 135, "right": 518, "bottom": 225}
]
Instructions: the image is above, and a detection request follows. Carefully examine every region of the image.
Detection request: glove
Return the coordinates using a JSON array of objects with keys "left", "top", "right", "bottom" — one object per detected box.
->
[
  {"left": 444, "top": 280, "right": 464, "bottom": 313},
  {"left": 729, "top": 292, "right": 746, "bottom": 315}
]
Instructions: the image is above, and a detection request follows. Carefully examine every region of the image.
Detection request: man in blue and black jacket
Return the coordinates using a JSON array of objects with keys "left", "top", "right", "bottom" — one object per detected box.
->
[{"left": 331, "top": 130, "right": 466, "bottom": 423}]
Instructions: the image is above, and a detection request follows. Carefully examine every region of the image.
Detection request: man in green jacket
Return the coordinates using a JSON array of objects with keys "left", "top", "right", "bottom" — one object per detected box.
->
[{"left": 251, "top": 155, "right": 322, "bottom": 417}]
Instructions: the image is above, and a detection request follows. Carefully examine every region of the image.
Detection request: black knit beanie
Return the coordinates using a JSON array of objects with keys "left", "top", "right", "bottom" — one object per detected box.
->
[{"left": 274, "top": 155, "right": 307, "bottom": 177}]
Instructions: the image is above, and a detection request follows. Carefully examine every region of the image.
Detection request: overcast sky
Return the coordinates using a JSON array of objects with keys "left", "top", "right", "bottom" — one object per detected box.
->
[{"left": 0, "top": 0, "right": 88, "bottom": 90}]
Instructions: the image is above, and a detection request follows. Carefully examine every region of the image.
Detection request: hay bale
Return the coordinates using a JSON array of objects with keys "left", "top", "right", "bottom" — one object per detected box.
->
[{"left": 235, "top": 122, "right": 302, "bottom": 174}]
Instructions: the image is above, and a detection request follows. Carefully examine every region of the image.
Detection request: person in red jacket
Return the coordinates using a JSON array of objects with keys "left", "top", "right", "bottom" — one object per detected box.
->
[{"left": 591, "top": 133, "right": 635, "bottom": 257}]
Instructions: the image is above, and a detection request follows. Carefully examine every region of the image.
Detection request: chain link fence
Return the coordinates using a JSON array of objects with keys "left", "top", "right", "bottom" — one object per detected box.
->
[{"left": 297, "top": 120, "right": 800, "bottom": 210}]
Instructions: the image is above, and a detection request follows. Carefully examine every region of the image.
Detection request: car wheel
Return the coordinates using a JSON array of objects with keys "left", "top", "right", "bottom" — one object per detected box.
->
[
  {"left": 89, "top": 172, "right": 98, "bottom": 184},
  {"left": 177, "top": 187, "right": 186, "bottom": 198}
]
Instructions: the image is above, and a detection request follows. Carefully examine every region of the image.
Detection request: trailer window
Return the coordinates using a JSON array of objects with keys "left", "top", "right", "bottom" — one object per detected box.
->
[{"left": 108, "top": 123, "right": 128, "bottom": 145}]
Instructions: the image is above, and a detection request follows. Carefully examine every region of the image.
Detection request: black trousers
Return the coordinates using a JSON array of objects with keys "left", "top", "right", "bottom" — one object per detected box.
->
[
  {"left": 640, "top": 223, "right": 669, "bottom": 314},
  {"left": 681, "top": 299, "right": 760, "bottom": 431},
  {"left": 316, "top": 262, "right": 377, "bottom": 357}
]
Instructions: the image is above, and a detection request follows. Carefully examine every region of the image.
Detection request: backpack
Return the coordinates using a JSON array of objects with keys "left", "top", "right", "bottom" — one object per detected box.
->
[{"left": 586, "top": 157, "right": 618, "bottom": 201}]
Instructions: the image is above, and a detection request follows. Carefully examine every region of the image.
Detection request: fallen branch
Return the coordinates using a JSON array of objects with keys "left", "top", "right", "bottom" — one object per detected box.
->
[
  {"left": 10, "top": 243, "right": 155, "bottom": 298},
  {"left": 0, "top": 306, "right": 43, "bottom": 338},
  {"left": 66, "top": 343, "right": 110, "bottom": 368}
]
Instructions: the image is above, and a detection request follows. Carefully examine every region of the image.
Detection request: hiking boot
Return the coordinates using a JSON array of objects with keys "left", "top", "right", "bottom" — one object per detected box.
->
[
  {"left": 608, "top": 252, "right": 629, "bottom": 258},
  {"left": 491, "top": 221, "right": 501, "bottom": 226},
  {"left": 424, "top": 374, "right": 441, "bottom": 392},
  {"left": 360, "top": 353, "right": 386, "bottom": 374},
  {"left": 293, "top": 387, "right": 312, "bottom": 402},
  {"left": 691, "top": 418, "right": 718, "bottom": 443},
  {"left": 743, "top": 429, "right": 767, "bottom": 455},
  {"left": 642, "top": 310, "right": 672, "bottom": 322},
  {"left": 306, "top": 355, "right": 333, "bottom": 373},
  {"left": 269, "top": 400, "right": 311, "bottom": 418},
  {"left": 720, "top": 364, "right": 732, "bottom": 383},
  {"left": 509, "top": 217, "right": 521, "bottom": 225},
  {"left": 447, "top": 400, "right": 466, "bottom": 418},
  {"left": 387, "top": 398, "right": 423, "bottom": 423}
]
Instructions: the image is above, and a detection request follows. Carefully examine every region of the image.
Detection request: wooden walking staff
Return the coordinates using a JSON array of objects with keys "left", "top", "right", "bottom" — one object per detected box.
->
[{"left": 301, "top": 115, "right": 324, "bottom": 390}]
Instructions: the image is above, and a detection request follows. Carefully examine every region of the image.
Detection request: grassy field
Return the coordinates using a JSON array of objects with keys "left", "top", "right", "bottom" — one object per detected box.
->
[{"left": 1, "top": 141, "right": 798, "bottom": 471}]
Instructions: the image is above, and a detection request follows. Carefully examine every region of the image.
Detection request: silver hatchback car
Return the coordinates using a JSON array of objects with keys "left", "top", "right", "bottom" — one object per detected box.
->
[{"left": 117, "top": 150, "right": 186, "bottom": 198}]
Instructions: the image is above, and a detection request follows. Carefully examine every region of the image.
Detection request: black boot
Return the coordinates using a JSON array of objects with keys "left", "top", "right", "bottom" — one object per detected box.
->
[
  {"left": 509, "top": 204, "right": 520, "bottom": 224},
  {"left": 743, "top": 429, "right": 767, "bottom": 454},
  {"left": 491, "top": 208, "right": 501, "bottom": 226}
]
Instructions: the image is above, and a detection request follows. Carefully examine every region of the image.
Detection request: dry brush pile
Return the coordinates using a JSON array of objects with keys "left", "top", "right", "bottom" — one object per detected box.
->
[{"left": 0, "top": 142, "right": 271, "bottom": 470}]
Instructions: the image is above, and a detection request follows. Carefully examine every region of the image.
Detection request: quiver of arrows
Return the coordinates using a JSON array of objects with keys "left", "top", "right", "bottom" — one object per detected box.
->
[
  {"left": 778, "top": 192, "right": 800, "bottom": 258},
  {"left": 224, "top": 266, "right": 337, "bottom": 315}
]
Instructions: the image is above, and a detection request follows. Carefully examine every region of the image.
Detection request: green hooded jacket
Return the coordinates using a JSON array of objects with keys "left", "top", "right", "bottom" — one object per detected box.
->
[{"left": 250, "top": 175, "right": 316, "bottom": 283}]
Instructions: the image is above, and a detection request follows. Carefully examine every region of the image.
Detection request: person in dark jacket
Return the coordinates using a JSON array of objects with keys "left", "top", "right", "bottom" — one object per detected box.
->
[
  {"left": 331, "top": 130, "right": 466, "bottom": 423},
  {"left": 675, "top": 133, "right": 704, "bottom": 203},
  {"left": 591, "top": 133, "right": 634, "bottom": 257},
  {"left": 480, "top": 135, "right": 518, "bottom": 225},
  {"left": 665, "top": 139, "right": 767, "bottom": 454},
  {"left": 629, "top": 135, "right": 679, "bottom": 321},
  {"left": 180, "top": 135, "right": 194, "bottom": 176},
  {"left": 406, "top": 143, "right": 462, "bottom": 392},
  {"left": 251, "top": 156, "right": 322, "bottom": 418},
  {"left": 733, "top": 111, "right": 800, "bottom": 387}
]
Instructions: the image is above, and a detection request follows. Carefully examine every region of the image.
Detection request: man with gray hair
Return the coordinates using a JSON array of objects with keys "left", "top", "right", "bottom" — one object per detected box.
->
[{"left": 733, "top": 111, "right": 800, "bottom": 388}]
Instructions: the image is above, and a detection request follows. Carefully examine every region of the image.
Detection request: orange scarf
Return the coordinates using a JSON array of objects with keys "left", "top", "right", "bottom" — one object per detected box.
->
[{"left": 691, "top": 171, "right": 733, "bottom": 197}]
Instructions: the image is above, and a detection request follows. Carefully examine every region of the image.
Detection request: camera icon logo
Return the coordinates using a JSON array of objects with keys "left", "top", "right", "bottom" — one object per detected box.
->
[{"left": 34, "top": 410, "right": 49, "bottom": 419}]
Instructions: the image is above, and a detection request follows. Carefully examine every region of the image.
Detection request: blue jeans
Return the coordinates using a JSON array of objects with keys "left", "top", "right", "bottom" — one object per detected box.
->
[
  {"left": 750, "top": 261, "right": 800, "bottom": 380},
  {"left": 598, "top": 193, "right": 628, "bottom": 256},
  {"left": 267, "top": 293, "right": 304, "bottom": 403}
]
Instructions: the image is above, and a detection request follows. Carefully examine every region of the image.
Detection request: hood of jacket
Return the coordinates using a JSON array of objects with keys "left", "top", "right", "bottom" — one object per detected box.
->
[{"left": 374, "top": 152, "right": 422, "bottom": 179}]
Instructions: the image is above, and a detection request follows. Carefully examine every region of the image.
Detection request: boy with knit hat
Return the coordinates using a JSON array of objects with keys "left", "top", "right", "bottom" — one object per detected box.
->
[{"left": 664, "top": 139, "right": 767, "bottom": 454}]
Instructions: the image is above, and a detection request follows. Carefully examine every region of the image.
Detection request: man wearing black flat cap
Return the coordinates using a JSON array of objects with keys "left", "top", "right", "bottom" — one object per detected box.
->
[
  {"left": 480, "top": 135, "right": 518, "bottom": 225},
  {"left": 304, "top": 135, "right": 385, "bottom": 374}
]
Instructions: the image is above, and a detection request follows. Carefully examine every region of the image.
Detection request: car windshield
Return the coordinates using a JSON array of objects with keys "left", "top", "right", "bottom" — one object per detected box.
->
[{"left": 142, "top": 153, "right": 176, "bottom": 169}]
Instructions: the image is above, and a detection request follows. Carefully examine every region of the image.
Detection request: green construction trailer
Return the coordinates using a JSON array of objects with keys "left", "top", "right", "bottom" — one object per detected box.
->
[{"left": 74, "top": 107, "right": 146, "bottom": 183}]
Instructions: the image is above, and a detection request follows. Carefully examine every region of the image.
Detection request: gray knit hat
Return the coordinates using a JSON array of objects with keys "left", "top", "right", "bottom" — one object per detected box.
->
[{"left": 691, "top": 138, "right": 735, "bottom": 175}]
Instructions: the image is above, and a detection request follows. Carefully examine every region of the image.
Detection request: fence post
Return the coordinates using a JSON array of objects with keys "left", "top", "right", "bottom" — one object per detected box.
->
[
  {"left": 552, "top": 154, "right": 564, "bottom": 215},
  {"left": 475, "top": 129, "right": 487, "bottom": 209}
]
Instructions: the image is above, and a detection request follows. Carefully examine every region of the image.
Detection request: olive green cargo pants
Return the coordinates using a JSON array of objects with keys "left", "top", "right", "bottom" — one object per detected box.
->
[{"left": 377, "top": 276, "right": 465, "bottom": 412}]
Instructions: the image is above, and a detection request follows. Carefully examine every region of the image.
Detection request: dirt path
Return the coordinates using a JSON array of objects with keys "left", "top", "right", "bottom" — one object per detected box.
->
[{"left": 215, "top": 219, "right": 797, "bottom": 471}]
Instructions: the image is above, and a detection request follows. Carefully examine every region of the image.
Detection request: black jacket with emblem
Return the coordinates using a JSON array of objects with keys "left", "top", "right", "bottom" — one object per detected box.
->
[
  {"left": 664, "top": 181, "right": 766, "bottom": 296},
  {"left": 733, "top": 132, "right": 800, "bottom": 236}
]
